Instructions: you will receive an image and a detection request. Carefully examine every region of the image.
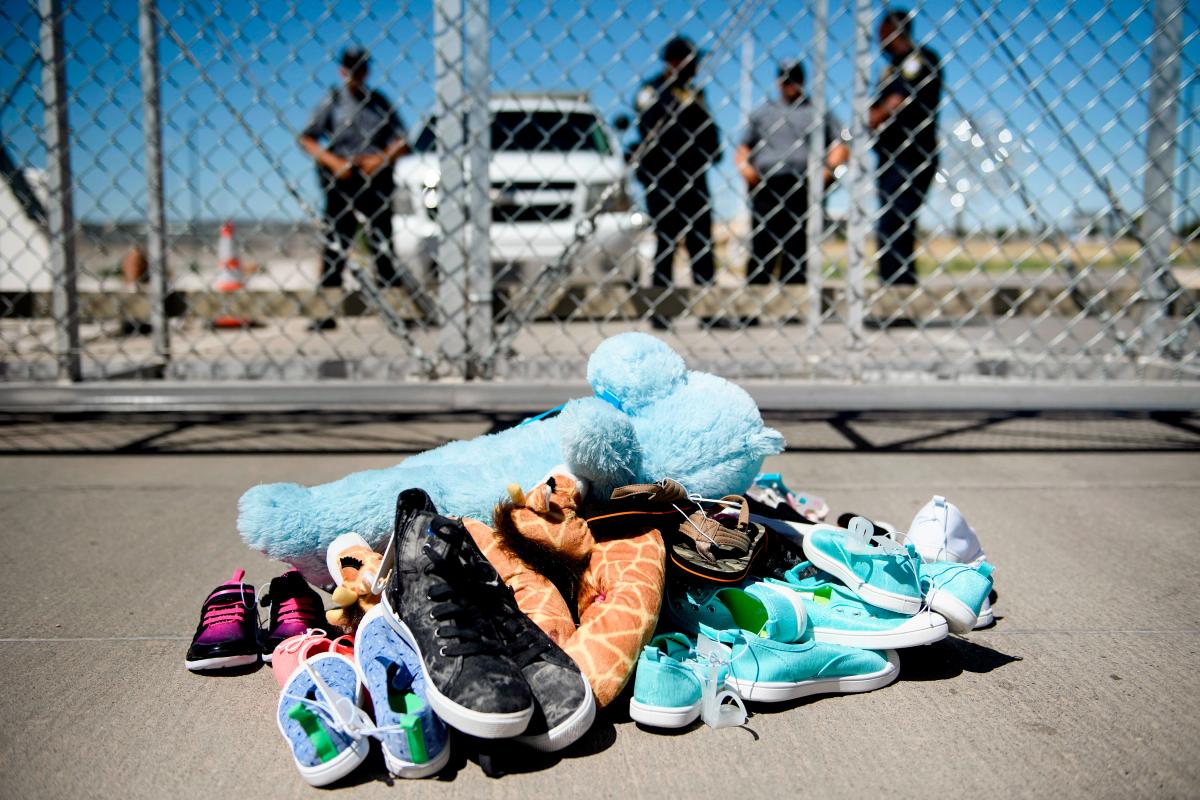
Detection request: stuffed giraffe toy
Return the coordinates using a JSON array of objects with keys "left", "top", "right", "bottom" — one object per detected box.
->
[{"left": 463, "top": 471, "right": 666, "bottom": 709}]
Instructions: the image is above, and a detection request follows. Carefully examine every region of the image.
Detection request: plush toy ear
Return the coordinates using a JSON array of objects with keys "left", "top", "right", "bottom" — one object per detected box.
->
[
  {"left": 586, "top": 333, "right": 686, "bottom": 414},
  {"left": 557, "top": 397, "right": 643, "bottom": 497},
  {"left": 753, "top": 427, "right": 786, "bottom": 456}
]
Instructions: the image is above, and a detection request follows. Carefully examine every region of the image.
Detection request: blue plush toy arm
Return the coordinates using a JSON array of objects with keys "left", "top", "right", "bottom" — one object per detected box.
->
[{"left": 556, "top": 397, "right": 643, "bottom": 499}]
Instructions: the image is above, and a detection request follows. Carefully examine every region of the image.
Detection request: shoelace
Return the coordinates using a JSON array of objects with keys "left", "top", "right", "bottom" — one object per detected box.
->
[
  {"left": 275, "top": 595, "right": 321, "bottom": 627},
  {"left": 282, "top": 655, "right": 417, "bottom": 745},
  {"left": 421, "top": 523, "right": 505, "bottom": 658},
  {"left": 200, "top": 573, "right": 254, "bottom": 629}
]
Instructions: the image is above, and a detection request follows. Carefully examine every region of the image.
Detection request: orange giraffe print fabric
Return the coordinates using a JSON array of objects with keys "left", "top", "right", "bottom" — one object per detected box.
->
[{"left": 464, "top": 472, "right": 666, "bottom": 708}]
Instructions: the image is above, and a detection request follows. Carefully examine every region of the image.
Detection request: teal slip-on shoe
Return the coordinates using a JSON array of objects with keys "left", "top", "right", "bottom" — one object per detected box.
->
[
  {"left": 697, "top": 623, "right": 899, "bottom": 704},
  {"left": 920, "top": 560, "right": 994, "bottom": 633},
  {"left": 801, "top": 521, "right": 924, "bottom": 614},
  {"left": 664, "top": 582, "right": 807, "bottom": 643},
  {"left": 629, "top": 633, "right": 729, "bottom": 729},
  {"left": 751, "top": 566, "right": 949, "bottom": 650}
]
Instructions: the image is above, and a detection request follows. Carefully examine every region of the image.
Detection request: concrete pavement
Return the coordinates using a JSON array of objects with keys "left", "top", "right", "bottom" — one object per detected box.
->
[{"left": 1, "top": 412, "right": 1198, "bottom": 799}]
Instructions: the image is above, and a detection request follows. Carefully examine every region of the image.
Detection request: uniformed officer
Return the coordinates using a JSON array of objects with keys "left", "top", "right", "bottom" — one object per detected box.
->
[
  {"left": 300, "top": 46, "right": 409, "bottom": 327},
  {"left": 633, "top": 36, "right": 722, "bottom": 290},
  {"left": 736, "top": 60, "right": 849, "bottom": 284},
  {"left": 869, "top": 8, "right": 942, "bottom": 286}
]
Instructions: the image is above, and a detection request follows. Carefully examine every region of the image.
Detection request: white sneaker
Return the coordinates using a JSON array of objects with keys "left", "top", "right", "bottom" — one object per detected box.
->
[{"left": 906, "top": 495, "right": 985, "bottom": 565}]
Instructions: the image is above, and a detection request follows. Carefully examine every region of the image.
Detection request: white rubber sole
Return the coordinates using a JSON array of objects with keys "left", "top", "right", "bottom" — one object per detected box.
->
[
  {"left": 927, "top": 589, "right": 978, "bottom": 634},
  {"left": 382, "top": 595, "right": 534, "bottom": 739},
  {"left": 628, "top": 698, "right": 702, "bottom": 729},
  {"left": 383, "top": 737, "right": 452, "bottom": 779},
  {"left": 725, "top": 649, "right": 901, "bottom": 703},
  {"left": 295, "top": 736, "right": 370, "bottom": 787},
  {"left": 802, "top": 537, "right": 923, "bottom": 615},
  {"left": 811, "top": 611, "right": 949, "bottom": 650},
  {"left": 515, "top": 675, "right": 597, "bottom": 752},
  {"left": 974, "top": 598, "right": 995, "bottom": 629},
  {"left": 184, "top": 653, "right": 259, "bottom": 671}
]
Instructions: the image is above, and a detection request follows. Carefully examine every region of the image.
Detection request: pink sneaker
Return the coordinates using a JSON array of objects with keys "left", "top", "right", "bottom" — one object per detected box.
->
[
  {"left": 185, "top": 569, "right": 259, "bottom": 672},
  {"left": 271, "top": 630, "right": 355, "bottom": 688},
  {"left": 259, "top": 570, "right": 327, "bottom": 661}
]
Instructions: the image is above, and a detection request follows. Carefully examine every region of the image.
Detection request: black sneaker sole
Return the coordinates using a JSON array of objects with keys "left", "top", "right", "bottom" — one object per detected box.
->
[
  {"left": 381, "top": 592, "right": 533, "bottom": 739},
  {"left": 184, "top": 653, "right": 259, "bottom": 672},
  {"left": 513, "top": 674, "right": 596, "bottom": 752}
]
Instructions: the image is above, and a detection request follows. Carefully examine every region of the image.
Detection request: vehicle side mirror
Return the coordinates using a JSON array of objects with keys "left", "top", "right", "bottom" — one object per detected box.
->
[{"left": 612, "top": 114, "right": 631, "bottom": 132}]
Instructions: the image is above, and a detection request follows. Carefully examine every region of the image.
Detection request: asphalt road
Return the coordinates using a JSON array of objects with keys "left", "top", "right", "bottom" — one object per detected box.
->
[{"left": 1, "top": 412, "right": 1197, "bottom": 799}]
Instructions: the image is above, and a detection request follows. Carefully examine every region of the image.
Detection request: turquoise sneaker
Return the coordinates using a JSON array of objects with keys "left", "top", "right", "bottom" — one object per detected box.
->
[
  {"left": 920, "top": 560, "right": 994, "bottom": 633},
  {"left": 629, "top": 633, "right": 739, "bottom": 729},
  {"left": 697, "top": 622, "right": 899, "bottom": 703},
  {"left": 750, "top": 564, "right": 949, "bottom": 649},
  {"left": 801, "top": 521, "right": 924, "bottom": 614},
  {"left": 663, "top": 581, "right": 806, "bottom": 642}
]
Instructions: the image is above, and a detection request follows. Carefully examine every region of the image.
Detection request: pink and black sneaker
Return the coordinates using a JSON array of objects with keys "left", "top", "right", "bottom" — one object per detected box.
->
[
  {"left": 259, "top": 570, "right": 327, "bottom": 662},
  {"left": 185, "top": 569, "right": 260, "bottom": 672}
]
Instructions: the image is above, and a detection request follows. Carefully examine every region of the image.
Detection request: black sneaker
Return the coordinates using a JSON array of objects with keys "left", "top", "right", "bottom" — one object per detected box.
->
[
  {"left": 459, "top": 537, "right": 596, "bottom": 752},
  {"left": 382, "top": 488, "right": 534, "bottom": 739},
  {"left": 257, "top": 569, "right": 326, "bottom": 661},
  {"left": 185, "top": 569, "right": 260, "bottom": 671}
]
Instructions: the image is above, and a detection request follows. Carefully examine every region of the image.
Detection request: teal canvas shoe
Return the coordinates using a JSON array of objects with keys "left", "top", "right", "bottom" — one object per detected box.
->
[
  {"left": 697, "top": 622, "right": 899, "bottom": 703},
  {"left": 751, "top": 564, "right": 948, "bottom": 649},
  {"left": 801, "top": 520, "right": 924, "bottom": 614},
  {"left": 629, "top": 633, "right": 745, "bottom": 730},
  {"left": 663, "top": 581, "right": 807, "bottom": 643},
  {"left": 920, "top": 560, "right": 994, "bottom": 633}
]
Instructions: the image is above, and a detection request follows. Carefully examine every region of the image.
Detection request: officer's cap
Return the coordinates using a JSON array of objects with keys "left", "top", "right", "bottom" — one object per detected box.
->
[
  {"left": 777, "top": 60, "right": 805, "bottom": 86},
  {"left": 662, "top": 36, "right": 701, "bottom": 63},
  {"left": 339, "top": 45, "right": 370, "bottom": 72}
]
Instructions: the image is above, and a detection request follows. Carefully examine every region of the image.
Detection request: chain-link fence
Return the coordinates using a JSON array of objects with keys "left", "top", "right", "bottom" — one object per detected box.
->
[{"left": 1, "top": 0, "right": 1198, "bottom": 396}]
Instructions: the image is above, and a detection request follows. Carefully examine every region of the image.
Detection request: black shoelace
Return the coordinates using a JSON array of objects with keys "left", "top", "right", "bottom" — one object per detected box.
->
[{"left": 421, "top": 524, "right": 504, "bottom": 658}]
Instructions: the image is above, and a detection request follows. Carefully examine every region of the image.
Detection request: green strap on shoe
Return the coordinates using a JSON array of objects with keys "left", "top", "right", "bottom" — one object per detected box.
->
[
  {"left": 287, "top": 702, "right": 339, "bottom": 764},
  {"left": 401, "top": 693, "right": 429, "bottom": 764}
]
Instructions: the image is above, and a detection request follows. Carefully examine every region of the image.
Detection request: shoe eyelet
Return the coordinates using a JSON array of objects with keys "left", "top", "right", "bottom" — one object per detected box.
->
[
  {"left": 439, "top": 645, "right": 448, "bottom": 657},
  {"left": 428, "top": 610, "right": 437, "bottom": 621}
]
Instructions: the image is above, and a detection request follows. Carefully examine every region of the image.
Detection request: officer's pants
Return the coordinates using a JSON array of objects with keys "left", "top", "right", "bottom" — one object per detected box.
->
[
  {"left": 875, "top": 161, "right": 934, "bottom": 286},
  {"left": 644, "top": 177, "right": 715, "bottom": 287},
  {"left": 319, "top": 171, "right": 397, "bottom": 288},
  {"left": 749, "top": 173, "right": 808, "bottom": 284}
]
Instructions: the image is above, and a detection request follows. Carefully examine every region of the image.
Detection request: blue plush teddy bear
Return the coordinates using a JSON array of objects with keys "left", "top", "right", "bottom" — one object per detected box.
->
[{"left": 238, "top": 333, "right": 785, "bottom": 583}]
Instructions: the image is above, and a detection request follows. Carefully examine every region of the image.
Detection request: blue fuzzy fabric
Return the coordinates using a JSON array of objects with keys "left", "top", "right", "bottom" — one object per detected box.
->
[{"left": 239, "top": 333, "right": 785, "bottom": 583}]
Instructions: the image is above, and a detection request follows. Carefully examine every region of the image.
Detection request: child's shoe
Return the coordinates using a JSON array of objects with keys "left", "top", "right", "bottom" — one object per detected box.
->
[
  {"left": 906, "top": 495, "right": 985, "bottom": 564},
  {"left": 920, "top": 560, "right": 994, "bottom": 634},
  {"left": 260, "top": 570, "right": 327, "bottom": 661},
  {"left": 753, "top": 473, "right": 829, "bottom": 521},
  {"left": 801, "top": 520, "right": 924, "bottom": 614},
  {"left": 753, "top": 563, "right": 949, "bottom": 649},
  {"left": 276, "top": 650, "right": 371, "bottom": 787},
  {"left": 271, "top": 630, "right": 354, "bottom": 689},
  {"left": 629, "top": 633, "right": 746, "bottom": 730},
  {"left": 185, "top": 569, "right": 259, "bottom": 672},
  {"left": 354, "top": 604, "right": 450, "bottom": 778}
]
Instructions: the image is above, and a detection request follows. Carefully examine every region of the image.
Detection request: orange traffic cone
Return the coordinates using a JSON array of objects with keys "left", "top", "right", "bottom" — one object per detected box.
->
[{"left": 211, "top": 221, "right": 254, "bottom": 329}]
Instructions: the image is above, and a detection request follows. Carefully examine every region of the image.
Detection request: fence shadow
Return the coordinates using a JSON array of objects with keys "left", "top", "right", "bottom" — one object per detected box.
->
[{"left": 0, "top": 410, "right": 1196, "bottom": 455}]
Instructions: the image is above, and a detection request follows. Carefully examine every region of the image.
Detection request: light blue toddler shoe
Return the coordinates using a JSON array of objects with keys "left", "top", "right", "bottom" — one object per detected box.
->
[
  {"left": 630, "top": 633, "right": 745, "bottom": 730},
  {"left": 354, "top": 604, "right": 450, "bottom": 778},
  {"left": 753, "top": 562, "right": 948, "bottom": 649},
  {"left": 919, "top": 560, "right": 994, "bottom": 633},
  {"left": 801, "top": 520, "right": 924, "bottom": 614},
  {"left": 276, "top": 650, "right": 371, "bottom": 787}
]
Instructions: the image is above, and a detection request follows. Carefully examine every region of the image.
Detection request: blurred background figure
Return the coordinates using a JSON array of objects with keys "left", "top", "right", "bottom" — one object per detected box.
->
[
  {"left": 633, "top": 35, "right": 722, "bottom": 311},
  {"left": 737, "top": 60, "right": 848, "bottom": 285},
  {"left": 299, "top": 45, "right": 409, "bottom": 330},
  {"left": 869, "top": 7, "right": 942, "bottom": 286}
]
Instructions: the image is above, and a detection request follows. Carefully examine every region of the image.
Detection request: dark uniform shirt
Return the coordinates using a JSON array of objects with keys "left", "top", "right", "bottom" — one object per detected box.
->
[
  {"left": 874, "top": 45, "right": 941, "bottom": 168},
  {"left": 302, "top": 86, "right": 404, "bottom": 158},
  {"left": 633, "top": 72, "right": 722, "bottom": 184}
]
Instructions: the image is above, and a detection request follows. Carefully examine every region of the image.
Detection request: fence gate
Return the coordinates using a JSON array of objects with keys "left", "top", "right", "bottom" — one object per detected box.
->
[{"left": 0, "top": 0, "right": 1197, "bottom": 402}]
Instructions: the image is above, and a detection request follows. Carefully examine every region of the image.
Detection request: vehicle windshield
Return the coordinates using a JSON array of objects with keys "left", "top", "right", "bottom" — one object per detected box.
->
[{"left": 413, "top": 111, "right": 611, "bottom": 154}]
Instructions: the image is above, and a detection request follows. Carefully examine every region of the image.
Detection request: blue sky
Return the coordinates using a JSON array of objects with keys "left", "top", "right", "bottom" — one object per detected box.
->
[{"left": 2, "top": 0, "right": 1197, "bottom": 232}]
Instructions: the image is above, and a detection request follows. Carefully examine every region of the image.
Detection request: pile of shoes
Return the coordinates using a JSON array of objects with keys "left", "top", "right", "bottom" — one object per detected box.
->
[{"left": 188, "top": 473, "right": 996, "bottom": 784}]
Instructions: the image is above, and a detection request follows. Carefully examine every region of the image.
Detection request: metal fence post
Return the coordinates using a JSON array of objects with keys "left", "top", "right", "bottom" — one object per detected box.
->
[
  {"left": 845, "top": 0, "right": 873, "bottom": 380},
  {"left": 138, "top": 0, "right": 170, "bottom": 367},
  {"left": 463, "top": 0, "right": 492, "bottom": 378},
  {"left": 434, "top": 0, "right": 467, "bottom": 375},
  {"left": 1137, "top": 0, "right": 1184, "bottom": 361},
  {"left": 805, "top": 0, "right": 828, "bottom": 339},
  {"left": 39, "top": 0, "right": 81, "bottom": 383}
]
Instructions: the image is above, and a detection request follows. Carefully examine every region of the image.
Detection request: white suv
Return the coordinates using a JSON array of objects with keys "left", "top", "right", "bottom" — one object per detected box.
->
[{"left": 392, "top": 92, "right": 644, "bottom": 286}]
